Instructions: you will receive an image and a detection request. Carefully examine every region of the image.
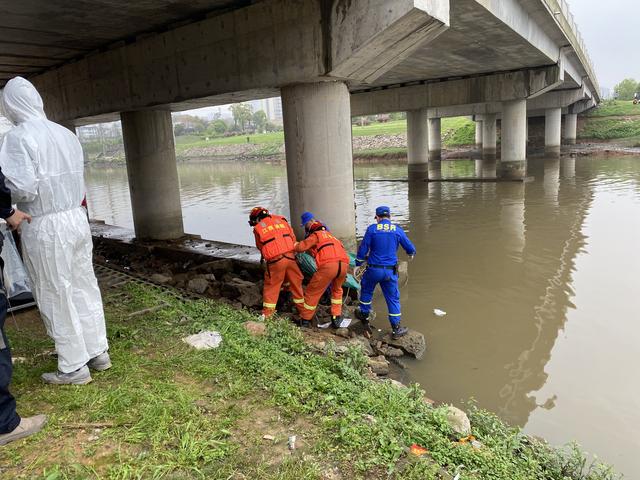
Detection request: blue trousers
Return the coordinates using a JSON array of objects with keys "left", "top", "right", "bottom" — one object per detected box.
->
[
  {"left": 0, "top": 273, "right": 20, "bottom": 434},
  {"left": 359, "top": 266, "right": 401, "bottom": 327}
]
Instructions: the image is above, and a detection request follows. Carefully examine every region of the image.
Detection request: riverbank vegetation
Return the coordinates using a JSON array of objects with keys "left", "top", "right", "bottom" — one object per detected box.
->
[{"left": 1, "top": 283, "right": 618, "bottom": 479}]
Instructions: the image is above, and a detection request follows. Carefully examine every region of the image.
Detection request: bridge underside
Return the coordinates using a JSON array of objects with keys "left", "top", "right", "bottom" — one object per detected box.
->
[{"left": 0, "top": 0, "right": 599, "bottom": 244}]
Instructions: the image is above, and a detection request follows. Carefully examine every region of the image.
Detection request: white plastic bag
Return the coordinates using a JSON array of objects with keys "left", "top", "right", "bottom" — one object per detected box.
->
[{"left": 0, "top": 223, "right": 32, "bottom": 298}]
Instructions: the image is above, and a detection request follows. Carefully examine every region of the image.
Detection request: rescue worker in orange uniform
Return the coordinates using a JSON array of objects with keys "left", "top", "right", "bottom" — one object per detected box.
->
[
  {"left": 249, "top": 207, "right": 305, "bottom": 318},
  {"left": 294, "top": 217, "right": 350, "bottom": 328}
]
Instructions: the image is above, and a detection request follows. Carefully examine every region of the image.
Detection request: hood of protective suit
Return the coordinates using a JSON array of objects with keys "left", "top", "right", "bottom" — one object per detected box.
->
[{"left": 1, "top": 77, "right": 46, "bottom": 126}]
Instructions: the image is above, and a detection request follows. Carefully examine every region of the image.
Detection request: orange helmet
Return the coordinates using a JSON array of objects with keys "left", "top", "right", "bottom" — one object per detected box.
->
[{"left": 248, "top": 206, "right": 270, "bottom": 226}]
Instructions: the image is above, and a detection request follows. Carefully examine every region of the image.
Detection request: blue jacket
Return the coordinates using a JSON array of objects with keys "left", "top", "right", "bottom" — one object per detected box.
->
[{"left": 356, "top": 219, "right": 416, "bottom": 266}]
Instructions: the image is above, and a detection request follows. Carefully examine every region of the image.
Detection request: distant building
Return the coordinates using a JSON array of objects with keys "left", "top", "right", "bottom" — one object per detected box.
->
[
  {"left": 247, "top": 97, "right": 283, "bottom": 124},
  {"left": 77, "top": 122, "right": 122, "bottom": 141}
]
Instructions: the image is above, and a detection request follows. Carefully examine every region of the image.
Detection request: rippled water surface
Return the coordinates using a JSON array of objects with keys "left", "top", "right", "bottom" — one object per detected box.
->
[{"left": 86, "top": 156, "right": 640, "bottom": 476}]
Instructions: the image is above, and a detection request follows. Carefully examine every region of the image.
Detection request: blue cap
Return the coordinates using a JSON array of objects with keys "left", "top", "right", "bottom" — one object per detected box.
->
[
  {"left": 300, "top": 211, "right": 314, "bottom": 226},
  {"left": 375, "top": 206, "right": 391, "bottom": 217}
]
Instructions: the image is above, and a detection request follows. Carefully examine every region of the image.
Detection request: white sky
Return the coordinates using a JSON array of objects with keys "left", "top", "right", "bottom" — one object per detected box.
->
[{"left": 568, "top": 0, "right": 638, "bottom": 90}]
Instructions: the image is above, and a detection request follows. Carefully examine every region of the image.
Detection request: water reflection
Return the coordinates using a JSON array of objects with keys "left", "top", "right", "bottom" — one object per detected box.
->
[{"left": 85, "top": 156, "right": 640, "bottom": 476}]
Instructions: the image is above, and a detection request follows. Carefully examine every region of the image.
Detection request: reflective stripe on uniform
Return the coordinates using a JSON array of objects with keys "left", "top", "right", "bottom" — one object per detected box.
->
[
  {"left": 359, "top": 300, "right": 372, "bottom": 305},
  {"left": 389, "top": 313, "right": 401, "bottom": 316},
  {"left": 263, "top": 302, "right": 277, "bottom": 309},
  {"left": 292, "top": 298, "right": 304, "bottom": 304},
  {"left": 282, "top": 282, "right": 291, "bottom": 287},
  {"left": 303, "top": 303, "right": 317, "bottom": 311},
  {"left": 331, "top": 298, "right": 342, "bottom": 305}
]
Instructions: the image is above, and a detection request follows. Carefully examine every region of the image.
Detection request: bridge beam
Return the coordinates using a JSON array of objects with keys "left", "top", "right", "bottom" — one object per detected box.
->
[
  {"left": 351, "top": 65, "right": 563, "bottom": 117},
  {"left": 30, "top": 0, "right": 449, "bottom": 124}
]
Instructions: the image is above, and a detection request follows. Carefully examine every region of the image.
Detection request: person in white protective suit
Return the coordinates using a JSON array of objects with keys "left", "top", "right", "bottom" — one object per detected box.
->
[{"left": 0, "top": 77, "right": 111, "bottom": 385}]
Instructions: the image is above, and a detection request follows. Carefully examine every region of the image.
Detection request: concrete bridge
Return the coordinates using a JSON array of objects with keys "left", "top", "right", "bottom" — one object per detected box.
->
[{"left": 0, "top": 0, "right": 599, "bottom": 244}]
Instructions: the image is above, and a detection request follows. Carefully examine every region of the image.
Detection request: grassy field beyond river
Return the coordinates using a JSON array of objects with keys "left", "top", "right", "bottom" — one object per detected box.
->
[{"left": 0, "top": 282, "right": 619, "bottom": 479}]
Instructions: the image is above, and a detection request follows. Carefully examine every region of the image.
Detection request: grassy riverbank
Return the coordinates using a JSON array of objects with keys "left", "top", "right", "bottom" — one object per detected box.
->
[
  {"left": 579, "top": 100, "right": 640, "bottom": 144},
  {"left": 1, "top": 283, "right": 618, "bottom": 479}
]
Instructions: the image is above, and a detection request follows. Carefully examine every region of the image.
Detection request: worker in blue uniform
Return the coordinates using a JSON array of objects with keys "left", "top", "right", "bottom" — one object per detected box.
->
[{"left": 355, "top": 206, "right": 416, "bottom": 339}]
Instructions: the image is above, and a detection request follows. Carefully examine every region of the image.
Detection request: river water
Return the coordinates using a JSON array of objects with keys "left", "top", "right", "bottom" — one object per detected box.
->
[{"left": 85, "top": 156, "right": 639, "bottom": 476}]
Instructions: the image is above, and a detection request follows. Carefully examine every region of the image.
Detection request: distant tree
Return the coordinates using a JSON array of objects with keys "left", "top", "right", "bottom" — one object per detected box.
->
[
  {"left": 614, "top": 78, "right": 638, "bottom": 100},
  {"left": 230, "top": 103, "right": 253, "bottom": 131},
  {"left": 389, "top": 111, "right": 406, "bottom": 121},
  {"left": 252, "top": 110, "right": 268, "bottom": 133},
  {"left": 265, "top": 122, "right": 280, "bottom": 132},
  {"left": 211, "top": 119, "right": 227, "bottom": 135},
  {"left": 174, "top": 123, "right": 187, "bottom": 136}
]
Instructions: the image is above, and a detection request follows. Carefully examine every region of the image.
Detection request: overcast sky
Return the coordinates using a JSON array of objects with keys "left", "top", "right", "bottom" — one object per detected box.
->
[{"left": 568, "top": 0, "right": 637, "bottom": 90}]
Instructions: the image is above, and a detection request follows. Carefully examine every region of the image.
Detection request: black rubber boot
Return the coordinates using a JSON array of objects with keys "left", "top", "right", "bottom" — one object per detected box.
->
[
  {"left": 392, "top": 325, "right": 409, "bottom": 339},
  {"left": 330, "top": 315, "right": 342, "bottom": 329}
]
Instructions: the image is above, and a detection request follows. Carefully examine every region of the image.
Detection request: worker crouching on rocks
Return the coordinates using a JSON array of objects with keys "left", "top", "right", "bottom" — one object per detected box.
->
[
  {"left": 294, "top": 216, "right": 350, "bottom": 328},
  {"left": 249, "top": 207, "right": 305, "bottom": 318}
]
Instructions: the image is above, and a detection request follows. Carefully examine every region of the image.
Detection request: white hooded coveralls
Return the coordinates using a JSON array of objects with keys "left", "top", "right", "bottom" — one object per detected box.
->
[{"left": 0, "top": 77, "right": 108, "bottom": 373}]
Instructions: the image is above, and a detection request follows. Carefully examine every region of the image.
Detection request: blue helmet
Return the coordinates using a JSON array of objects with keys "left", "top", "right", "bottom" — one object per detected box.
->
[
  {"left": 375, "top": 206, "right": 391, "bottom": 217},
  {"left": 300, "top": 211, "right": 314, "bottom": 226}
]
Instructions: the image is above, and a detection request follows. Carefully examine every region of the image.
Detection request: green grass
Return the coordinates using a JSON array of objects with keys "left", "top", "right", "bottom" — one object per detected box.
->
[
  {"left": 585, "top": 100, "right": 640, "bottom": 117},
  {"left": 578, "top": 117, "right": 640, "bottom": 140},
  {"left": 1, "top": 284, "right": 619, "bottom": 479},
  {"left": 171, "top": 117, "right": 476, "bottom": 159}
]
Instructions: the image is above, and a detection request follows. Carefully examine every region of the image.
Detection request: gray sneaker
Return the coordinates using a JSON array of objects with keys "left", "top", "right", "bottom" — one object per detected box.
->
[
  {"left": 0, "top": 415, "right": 47, "bottom": 446},
  {"left": 88, "top": 352, "right": 112, "bottom": 372},
  {"left": 41, "top": 366, "right": 92, "bottom": 385}
]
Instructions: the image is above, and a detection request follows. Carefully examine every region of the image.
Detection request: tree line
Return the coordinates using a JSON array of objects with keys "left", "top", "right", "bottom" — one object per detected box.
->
[
  {"left": 173, "top": 103, "right": 280, "bottom": 137},
  {"left": 614, "top": 78, "right": 640, "bottom": 100}
]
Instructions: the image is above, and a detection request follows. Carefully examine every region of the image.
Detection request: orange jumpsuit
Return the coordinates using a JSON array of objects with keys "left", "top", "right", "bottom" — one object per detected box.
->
[
  {"left": 253, "top": 215, "right": 305, "bottom": 317},
  {"left": 294, "top": 228, "right": 349, "bottom": 321}
]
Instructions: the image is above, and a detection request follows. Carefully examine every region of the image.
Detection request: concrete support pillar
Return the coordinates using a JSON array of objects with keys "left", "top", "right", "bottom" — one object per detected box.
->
[
  {"left": 482, "top": 114, "right": 497, "bottom": 159},
  {"left": 475, "top": 120, "right": 483, "bottom": 149},
  {"left": 564, "top": 113, "right": 577, "bottom": 145},
  {"left": 121, "top": 110, "right": 184, "bottom": 240},
  {"left": 428, "top": 117, "right": 442, "bottom": 161},
  {"left": 545, "top": 107, "right": 562, "bottom": 157},
  {"left": 406, "top": 109, "right": 429, "bottom": 181},
  {"left": 281, "top": 81, "right": 355, "bottom": 246},
  {"left": 499, "top": 99, "right": 527, "bottom": 180}
]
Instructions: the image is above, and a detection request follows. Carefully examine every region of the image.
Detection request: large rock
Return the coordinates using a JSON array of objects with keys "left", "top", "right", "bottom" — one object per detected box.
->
[
  {"left": 367, "top": 355, "right": 390, "bottom": 376},
  {"left": 445, "top": 406, "right": 471, "bottom": 437},
  {"left": 345, "top": 336, "right": 375, "bottom": 356},
  {"left": 187, "top": 276, "right": 209, "bottom": 294},
  {"left": 150, "top": 273, "right": 172, "bottom": 285},
  {"left": 382, "top": 330, "right": 426, "bottom": 359},
  {"left": 194, "top": 258, "right": 234, "bottom": 275},
  {"left": 220, "top": 277, "right": 262, "bottom": 308},
  {"left": 244, "top": 321, "right": 267, "bottom": 337}
]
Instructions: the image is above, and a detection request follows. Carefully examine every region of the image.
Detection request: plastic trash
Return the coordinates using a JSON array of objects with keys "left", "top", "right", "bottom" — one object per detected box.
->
[
  {"left": 0, "top": 223, "right": 32, "bottom": 299},
  {"left": 182, "top": 331, "right": 222, "bottom": 350},
  {"left": 433, "top": 308, "right": 447, "bottom": 317}
]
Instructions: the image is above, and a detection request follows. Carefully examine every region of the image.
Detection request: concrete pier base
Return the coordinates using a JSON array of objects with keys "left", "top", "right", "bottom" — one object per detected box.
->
[
  {"left": 499, "top": 99, "right": 527, "bottom": 180},
  {"left": 545, "top": 108, "right": 562, "bottom": 157},
  {"left": 564, "top": 113, "right": 577, "bottom": 145},
  {"left": 482, "top": 114, "right": 497, "bottom": 160},
  {"left": 407, "top": 109, "right": 429, "bottom": 181},
  {"left": 121, "top": 109, "right": 184, "bottom": 240},
  {"left": 281, "top": 81, "right": 355, "bottom": 247},
  {"left": 428, "top": 117, "right": 442, "bottom": 161}
]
